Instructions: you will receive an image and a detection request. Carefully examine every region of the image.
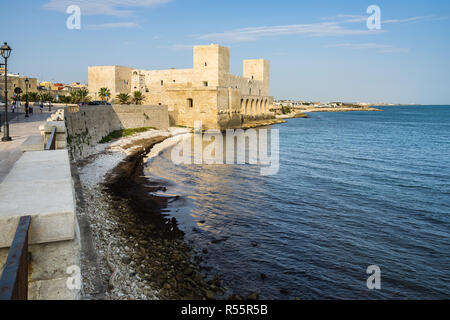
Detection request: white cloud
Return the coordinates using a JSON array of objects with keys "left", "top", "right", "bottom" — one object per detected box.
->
[
  {"left": 321, "top": 14, "right": 368, "bottom": 23},
  {"left": 199, "top": 13, "right": 445, "bottom": 43},
  {"left": 324, "top": 14, "right": 443, "bottom": 25},
  {"left": 43, "top": 0, "right": 173, "bottom": 17},
  {"left": 85, "top": 22, "right": 139, "bottom": 30},
  {"left": 199, "top": 22, "right": 384, "bottom": 42},
  {"left": 325, "top": 43, "right": 410, "bottom": 53},
  {"left": 383, "top": 15, "right": 438, "bottom": 24}
]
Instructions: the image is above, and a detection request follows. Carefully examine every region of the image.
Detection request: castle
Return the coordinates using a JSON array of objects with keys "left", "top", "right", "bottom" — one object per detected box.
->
[{"left": 88, "top": 44, "right": 274, "bottom": 129}]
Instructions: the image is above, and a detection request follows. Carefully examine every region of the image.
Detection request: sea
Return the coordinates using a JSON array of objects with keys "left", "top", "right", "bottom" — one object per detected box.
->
[{"left": 144, "top": 105, "right": 450, "bottom": 299}]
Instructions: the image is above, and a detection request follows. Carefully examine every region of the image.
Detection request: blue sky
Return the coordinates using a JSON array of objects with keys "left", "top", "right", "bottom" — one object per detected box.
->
[{"left": 1, "top": 0, "right": 449, "bottom": 104}]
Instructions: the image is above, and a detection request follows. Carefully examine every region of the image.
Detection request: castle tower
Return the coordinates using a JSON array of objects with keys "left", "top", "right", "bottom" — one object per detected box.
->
[
  {"left": 194, "top": 44, "right": 230, "bottom": 86},
  {"left": 243, "top": 59, "right": 270, "bottom": 96}
]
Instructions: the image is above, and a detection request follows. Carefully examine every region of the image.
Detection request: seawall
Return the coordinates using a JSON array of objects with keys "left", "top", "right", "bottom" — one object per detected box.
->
[{"left": 64, "top": 105, "right": 170, "bottom": 159}]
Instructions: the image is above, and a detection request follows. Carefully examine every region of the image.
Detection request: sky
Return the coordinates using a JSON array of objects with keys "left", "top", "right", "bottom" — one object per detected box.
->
[{"left": 1, "top": 0, "right": 449, "bottom": 104}]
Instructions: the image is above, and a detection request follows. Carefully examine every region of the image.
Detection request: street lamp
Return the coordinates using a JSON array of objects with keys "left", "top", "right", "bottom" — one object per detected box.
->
[
  {"left": 1, "top": 42, "right": 12, "bottom": 142},
  {"left": 24, "top": 78, "right": 29, "bottom": 118}
]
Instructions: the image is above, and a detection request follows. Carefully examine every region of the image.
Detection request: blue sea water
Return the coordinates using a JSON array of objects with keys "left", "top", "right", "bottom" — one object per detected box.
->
[{"left": 145, "top": 105, "right": 450, "bottom": 299}]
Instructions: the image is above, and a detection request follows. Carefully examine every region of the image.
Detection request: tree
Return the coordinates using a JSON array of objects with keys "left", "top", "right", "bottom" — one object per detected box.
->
[
  {"left": 70, "top": 91, "right": 80, "bottom": 104},
  {"left": 59, "top": 95, "right": 72, "bottom": 103},
  {"left": 78, "top": 88, "right": 89, "bottom": 103},
  {"left": 20, "top": 92, "right": 39, "bottom": 102},
  {"left": 69, "top": 89, "right": 91, "bottom": 104},
  {"left": 98, "top": 87, "right": 111, "bottom": 102},
  {"left": 116, "top": 93, "right": 130, "bottom": 105},
  {"left": 39, "top": 92, "right": 53, "bottom": 102},
  {"left": 28, "top": 92, "right": 39, "bottom": 102},
  {"left": 132, "top": 91, "right": 145, "bottom": 105}
]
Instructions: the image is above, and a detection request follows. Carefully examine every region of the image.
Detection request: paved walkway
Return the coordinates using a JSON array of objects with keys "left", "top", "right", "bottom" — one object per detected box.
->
[{"left": 0, "top": 110, "right": 51, "bottom": 183}]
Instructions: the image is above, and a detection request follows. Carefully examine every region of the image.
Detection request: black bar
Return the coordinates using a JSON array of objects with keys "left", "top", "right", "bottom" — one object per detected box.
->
[
  {"left": 0, "top": 215, "right": 31, "bottom": 300},
  {"left": 45, "top": 126, "right": 56, "bottom": 150}
]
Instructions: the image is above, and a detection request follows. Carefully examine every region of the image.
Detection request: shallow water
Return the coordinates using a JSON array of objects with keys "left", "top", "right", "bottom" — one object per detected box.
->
[{"left": 144, "top": 106, "right": 450, "bottom": 299}]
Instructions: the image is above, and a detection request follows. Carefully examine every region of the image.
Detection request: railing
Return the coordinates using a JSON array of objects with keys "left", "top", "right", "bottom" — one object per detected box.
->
[
  {"left": 45, "top": 126, "right": 56, "bottom": 151},
  {"left": 0, "top": 216, "right": 31, "bottom": 300}
]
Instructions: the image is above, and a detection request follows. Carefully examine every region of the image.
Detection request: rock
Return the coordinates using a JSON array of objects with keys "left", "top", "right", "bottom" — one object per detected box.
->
[
  {"left": 246, "top": 292, "right": 259, "bottom": 300},
  {"left": 205, "top": 290, "right": 215, "bottom": 300},
  {"left": 121, "top": 257, "right": 132, "bottom": 265},
  {"left": 211, "top": 237, "right": 228, "bottom": 244},
  {"left": 260, "top": 273, "right": 267, "bottom": 280},
  {"left": 251, "top": 241, "right": 258, "bottom": 247},
  {"left": 228, "top": 294, "right": 244, "bottom": 300},
  {"left": 184, "top": 268, "right": 194, "bottom": 276},
  {"left": 280, "top": 289, "right": 289, "bottom": 295},
  {"left": 202, "top": 248, "right": 208, "bottom": 254}
]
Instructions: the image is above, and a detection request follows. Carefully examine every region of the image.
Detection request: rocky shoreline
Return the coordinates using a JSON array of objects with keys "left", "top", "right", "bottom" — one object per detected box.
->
[{"left": 76, "top": 129, "right": 254, "bottom": 300}]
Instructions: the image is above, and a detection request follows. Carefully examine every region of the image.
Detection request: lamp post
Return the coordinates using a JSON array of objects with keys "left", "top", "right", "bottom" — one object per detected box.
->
[
  {"left": 24, "top": 78, "right": 29, "bottom": 118},
  {"left": 1, "top": 42, "right": 12, "bottom": 141}
]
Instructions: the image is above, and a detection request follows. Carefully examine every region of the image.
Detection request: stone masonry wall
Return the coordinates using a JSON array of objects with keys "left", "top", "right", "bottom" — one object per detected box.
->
[{"left": 65, "top": 105, "right": 169, "bottom": 159}]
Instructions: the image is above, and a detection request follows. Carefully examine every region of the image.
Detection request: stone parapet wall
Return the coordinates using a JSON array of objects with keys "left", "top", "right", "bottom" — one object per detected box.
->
[{"left": 65, "top": 105, "right": 169, "bottom": 159}]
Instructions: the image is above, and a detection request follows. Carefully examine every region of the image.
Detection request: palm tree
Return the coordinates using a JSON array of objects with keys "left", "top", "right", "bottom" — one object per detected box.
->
[
  {"left": 132, "top": 91, "right": 145, "bottom": 105},
  {"left": 70, "top": 89, "right": 91, "bottom": 104},
  {"left": 70, "top": 91, "right": 81, "bottom": 104},
  {"left": 28, "top": 92, "right": 39, "bottom": 102},
  {"left": 116, "top": 93, "right": 130, "bottom": 105},
  {"left": 98, "top": 87, "right": 111, "bottom": 102},
  {"left": 39, "top": 92, "right": 52, "bottom": 102},
  {"left": 78, "top": 88, "right": 89, "bottom": 103}
]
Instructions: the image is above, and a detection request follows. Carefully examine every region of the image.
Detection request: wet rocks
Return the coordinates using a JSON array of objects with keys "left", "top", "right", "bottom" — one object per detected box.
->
[
  {"left": 246, "top": 292, "right": 259, "bottom": 300},
  {"left": 280, "top": 289, "right": 290, "bottom": 295},
  {"left": 77, "top": 135, "right": 226, "bottom": 300}
]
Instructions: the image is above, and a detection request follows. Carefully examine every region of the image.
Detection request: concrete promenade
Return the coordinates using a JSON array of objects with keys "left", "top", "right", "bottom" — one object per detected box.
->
[
  {"left": 0, "top": 108, "right": 80, "bottom": 300},
  {"left": 0, "top": 111, "right": 50, "bottom": 183}
]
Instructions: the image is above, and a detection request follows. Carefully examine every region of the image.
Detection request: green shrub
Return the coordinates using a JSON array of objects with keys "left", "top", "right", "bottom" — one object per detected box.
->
[
  {"left": 99, "top": 127, "right": 156, "bottom": 143},
  {"left": 282, "top": 106, "right": 292, "bottom": 114}
]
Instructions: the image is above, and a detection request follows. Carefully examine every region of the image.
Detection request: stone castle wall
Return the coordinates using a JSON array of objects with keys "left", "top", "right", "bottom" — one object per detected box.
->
[
  {"left": 65, "top": 105, "right": 169, "bottom": 158},
  {"left": 88, "top": 44, "right": 275, "bottom": 130}
]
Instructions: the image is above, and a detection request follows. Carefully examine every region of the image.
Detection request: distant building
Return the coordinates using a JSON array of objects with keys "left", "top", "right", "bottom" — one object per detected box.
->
[
  {"left": 52, "top": 83, "right": 65, "bottom": 91},
  {"left": 72, "top": 82, "right": 87, "bottom": 90},
  {"left": 0, "top": 73, "right": 38, "bottom": 100},
  {"left": 39, "top": 81, "right": 52, "bottom": 88},
  {"left": 88, "top": 44, "right": 274, "bottom": 129}
]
